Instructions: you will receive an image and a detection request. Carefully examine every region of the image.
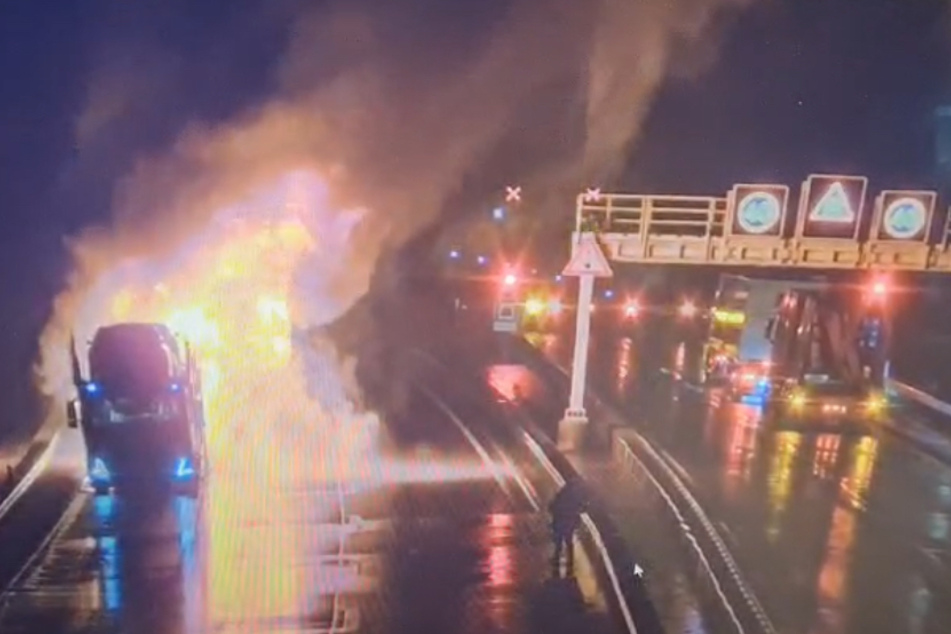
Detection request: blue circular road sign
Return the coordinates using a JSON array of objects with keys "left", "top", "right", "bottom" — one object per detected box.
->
[
  {"left": 883, "top": 198, "right": 926, "bottom": 239},
  {"left": 736, "top": 192, "right": 781, "bottom": 234}
]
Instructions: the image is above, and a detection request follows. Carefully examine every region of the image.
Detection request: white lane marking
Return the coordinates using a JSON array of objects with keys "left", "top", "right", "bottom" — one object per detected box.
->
[
  {"left": 0, "top": 430, "right": 63, "bottom": 521},
  {"left": 419, "top": 384, "right": 525, "bottom": 505},
  {"left": 660, "top": 450, "right": 695, "bottom": 487},
  {"left": 495, "top": 446, "right": 542, "bottom": 510}
]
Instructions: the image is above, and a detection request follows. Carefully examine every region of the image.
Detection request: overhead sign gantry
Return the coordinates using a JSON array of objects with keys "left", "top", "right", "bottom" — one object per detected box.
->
[
  {"left": 539, "top": 175, "right": 949, "bottom": 445},
  {"left": 574, "top": 174, "right": 947, "bottom": 271}
]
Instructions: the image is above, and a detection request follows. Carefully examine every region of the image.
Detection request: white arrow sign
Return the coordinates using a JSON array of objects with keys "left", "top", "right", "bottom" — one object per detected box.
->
[
  {"left": 634, "top": 564, "right": 644, "bottom": 578},
  {"left": 505, "top": 185, "right": 522, "bottom": 203}
]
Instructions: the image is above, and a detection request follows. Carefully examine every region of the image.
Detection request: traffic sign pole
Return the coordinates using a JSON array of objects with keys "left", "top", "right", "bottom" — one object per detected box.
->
[
  {"left": 566, "top": 273, "right": 595, "bottom": 418},
  {"left": 558, "top": 231, "right": 613, "bottom": 451}
]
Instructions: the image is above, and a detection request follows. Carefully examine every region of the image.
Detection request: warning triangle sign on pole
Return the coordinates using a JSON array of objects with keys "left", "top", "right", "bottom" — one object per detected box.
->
[{"left": 562, "top": 234, "right": 613, "bottom": 277}]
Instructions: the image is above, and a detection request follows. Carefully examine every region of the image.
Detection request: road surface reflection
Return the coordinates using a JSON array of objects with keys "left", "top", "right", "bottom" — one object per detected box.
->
[
  {"left": 0, "top": 380, "right": 616, "bottom": 634},
  {"left": 525, "top": 325, "right": 951, "bottom": 634}
]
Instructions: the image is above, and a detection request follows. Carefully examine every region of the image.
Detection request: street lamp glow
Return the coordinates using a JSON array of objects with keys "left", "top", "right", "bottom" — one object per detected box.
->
[
  {"left": 524, "top": 297, "right": 545, "bottom": 316},
  {"left": 679, "top": 300, "right": 698, "bottom": 318}
]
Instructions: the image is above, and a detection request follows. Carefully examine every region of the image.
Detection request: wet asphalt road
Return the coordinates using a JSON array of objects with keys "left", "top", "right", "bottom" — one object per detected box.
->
[
  {"left": 518, "top": 321, "right": 951, "bottom": 634},
  {"left": 0, "top": 384, "right": 619, "bottom": 634}
]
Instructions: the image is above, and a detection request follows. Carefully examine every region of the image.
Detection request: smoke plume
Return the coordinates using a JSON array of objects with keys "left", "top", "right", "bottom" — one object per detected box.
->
[{"left": 36, "top": 0, "right": 755, "bottom": 426}]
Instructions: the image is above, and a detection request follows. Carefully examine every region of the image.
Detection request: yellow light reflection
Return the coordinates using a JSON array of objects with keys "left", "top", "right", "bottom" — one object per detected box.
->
[
  {"left": 722, "top": 408, "right": 757, "bottom": 500},
  {"left": 766, "top": 432, "right": 802, "bottom": 541},
  {"left": 477, "top": 513, "right": 516, "bottom": 633},
  {"left": 840, "top": 436, "right": 879, "bottom": 511},
  {"left": 812, "top": 434, "right": 841, "bottom": 480},
  {"left": 674, "top": 342, "right": 686, "bottom": 373},
  {"left": 205, "top": 479, "right": 307, "bottom": 623},
  {"left": 815, "top": 505, "right": 857, "bottom": 623},
  {"left": 616, "top": 337, "right": 633, "bottom": 396}
]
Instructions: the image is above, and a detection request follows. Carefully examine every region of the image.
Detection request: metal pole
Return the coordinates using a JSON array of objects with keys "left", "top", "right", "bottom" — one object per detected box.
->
[{"left": 566, "top": 273, "right": 595, "bottom": 419}]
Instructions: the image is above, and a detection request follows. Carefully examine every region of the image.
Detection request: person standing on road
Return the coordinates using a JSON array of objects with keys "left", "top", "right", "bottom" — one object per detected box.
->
[{"left": 549, "top": 476, "right": 588, "bottom": 575}]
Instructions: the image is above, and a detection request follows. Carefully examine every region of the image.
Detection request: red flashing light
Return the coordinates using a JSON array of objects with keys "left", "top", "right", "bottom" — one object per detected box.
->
[
  {"left": 503, "top": 273, "right": 517, "bottom": 287},
  {"left": 624, "top": 301, "right": 640, "bottom": 318},
  {"left": 872, "top": 281, "right": 887, "bottom": 296}
]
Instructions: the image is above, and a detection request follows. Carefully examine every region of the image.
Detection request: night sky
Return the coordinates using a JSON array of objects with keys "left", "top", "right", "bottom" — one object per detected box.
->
[{"left": 0, "top": 0, "right": 949, "bottom": 434}]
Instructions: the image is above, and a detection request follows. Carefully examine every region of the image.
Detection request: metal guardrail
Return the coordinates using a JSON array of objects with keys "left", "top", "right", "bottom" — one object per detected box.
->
[
  {"left": 612, "top": 431, "right": 775, "bottom": 634},
  {"left": 886, "top": 378, "right": 951, "bottom": 418}
]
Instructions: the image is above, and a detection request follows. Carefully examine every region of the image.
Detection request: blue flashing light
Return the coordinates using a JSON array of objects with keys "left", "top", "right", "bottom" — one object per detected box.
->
[
  {"left": 555, "top": 275, "right": 563, "bottom": 283},
  {"left": 169, "top": 382, "right": 182, "bottom": 393},
  {"left": 740, "top": 394, "right": 765, "bottom": 406},
  {"left": 90, "top": 457, "right": 110, "bottom": 482},
  {"left": 604, "top": 289, "right": 614, "bottom": 299},
  {"left": 449, "top": 249, "right": 460, "bottom": 259},
  {"left": 492, "top": 207, "right": 505, "bottom": 221},
  {"left": 477, "top": 255, "right": 487, "bottom": 266},
  {"left": 84, "top": 382, "right": 101, "bottom": 395},
  {"left": 174, "top": 457, "right": 195, "bottom": 480}
]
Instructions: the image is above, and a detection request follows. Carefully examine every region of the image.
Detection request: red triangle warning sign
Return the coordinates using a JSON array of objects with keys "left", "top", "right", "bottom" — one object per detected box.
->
[{"left": 562, "top": 235, "right": 613, "bottom": 277}]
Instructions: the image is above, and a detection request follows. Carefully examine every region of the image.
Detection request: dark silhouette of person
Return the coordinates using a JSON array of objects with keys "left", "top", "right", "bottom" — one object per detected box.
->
[{"left": 549, "top": 477, "right": 588, "bottom": 575}]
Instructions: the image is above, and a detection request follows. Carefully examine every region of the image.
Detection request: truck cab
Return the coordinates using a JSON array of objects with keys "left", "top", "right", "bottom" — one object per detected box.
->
[
  {"left": 68, "top": 323, "right": 207, "bottom": 495},
  {"left": 705, "top": 274, "right": 892, "bottom": 422}
]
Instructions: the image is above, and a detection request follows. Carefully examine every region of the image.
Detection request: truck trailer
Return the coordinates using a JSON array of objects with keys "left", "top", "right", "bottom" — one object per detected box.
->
[{"left": 703, "top": 274, "right": 890, "bottom": 423}]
